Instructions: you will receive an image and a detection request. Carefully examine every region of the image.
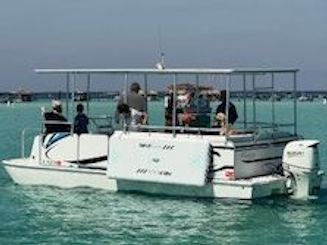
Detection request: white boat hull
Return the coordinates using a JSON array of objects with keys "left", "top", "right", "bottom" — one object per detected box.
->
[
  {"left": 2, "top": 158, "right": 287, "bottom": 199},
  {"left": 116, "top": 176, "right": 287, "bottom": 199},
  {"left": 3, "top": 159, "right": 116, "bottom": 190},
  {"left": 2, "top": 133, "right": 322, "bottom": 200}
]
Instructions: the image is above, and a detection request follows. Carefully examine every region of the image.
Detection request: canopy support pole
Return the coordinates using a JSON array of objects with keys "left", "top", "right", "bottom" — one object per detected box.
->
[
  {"left": 252, "top": 74, "right": 256, "bottom": 131},
  {"left": 195, "top": 74, "right": 200, "bottom": 115},
  {"left": 65, "top": 73, "right": 70, "bottom": 119},
  {"left": 172, "top": 73, "right": 177, "bottom": 137},
  {"left": 123, "top": 73, "right": 128, "bottom": 132},
  {"left": 293, "top": 72, "right": 297, "bottom": 135},
  {"left": 144, "top": 73, "right": 148, "bottom": 113},
  {"left": 71, "top": 73, "right": 76, "bottom": 121},
  {"left": 271, "top": 73, "right": 275, "bottom": 130},
  {"left": 243, "top": 74, "right": 247, "bottom": 129},
  {"left": 225, "top": 74, "right": 231, "bottom": 137},
  {"left": 124, "top": 73, "right": 128, "bottom": 104},
  {"left": 86, "top": 73, "right": 91, "bottom": 116}
]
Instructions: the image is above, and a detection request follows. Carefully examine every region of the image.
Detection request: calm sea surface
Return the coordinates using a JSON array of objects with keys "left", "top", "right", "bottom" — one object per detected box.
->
[{"left": 1, "top": 100, "right": 327, "bottom": 244}]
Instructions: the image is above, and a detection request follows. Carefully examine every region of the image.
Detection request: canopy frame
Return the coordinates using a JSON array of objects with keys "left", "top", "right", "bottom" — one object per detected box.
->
[{"left": 35, "top": 67, "right": 299, "bottom": 137}]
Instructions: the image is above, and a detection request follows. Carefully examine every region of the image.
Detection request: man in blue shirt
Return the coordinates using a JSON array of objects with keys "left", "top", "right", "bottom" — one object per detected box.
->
[{"left": 74, "top": 103, "right": 89, "bottom": 134}]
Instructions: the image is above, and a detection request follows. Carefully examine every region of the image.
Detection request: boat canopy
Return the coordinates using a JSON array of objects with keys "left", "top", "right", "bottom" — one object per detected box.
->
[{"left": 35, "top": 68, "right": 299, "bottom": 75}]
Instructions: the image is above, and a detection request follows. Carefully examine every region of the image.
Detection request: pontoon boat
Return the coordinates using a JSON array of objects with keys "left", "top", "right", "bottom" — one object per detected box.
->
[{"left": 2, "top": 68, "right": 324, "bottom": 200}]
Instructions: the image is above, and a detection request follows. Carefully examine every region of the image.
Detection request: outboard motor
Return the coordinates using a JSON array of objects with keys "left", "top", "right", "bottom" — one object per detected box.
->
[{"left": 282, "top": 140, "right": 324, "bottom": 199}]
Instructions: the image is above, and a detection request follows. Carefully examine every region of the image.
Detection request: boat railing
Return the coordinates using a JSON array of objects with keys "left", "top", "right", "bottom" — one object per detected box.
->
[
  {"left": 133, "top": 124, "right": 221, "bottom": 133},
  {"left": 20, "top": 120, "right": 73, "bottom": 159},
  {"left": 89, "top": 115, "right": 114, "bottom": 135},
  {"left": 21, "top": 127, "right": 41, "bottom": 158},
  {"left": 40, "top": 121, "right": 73, "bottom": 163},
  {"left": 236, "top": 121, "right": 295, "bottom": 130},
  {"left": 129, "top": 124, "right": 254, "bottom": 136}
]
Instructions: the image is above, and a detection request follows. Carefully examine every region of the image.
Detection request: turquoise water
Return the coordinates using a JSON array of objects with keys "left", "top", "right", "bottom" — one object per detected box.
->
[{"left": 1, "top": 101, "right": 327, "bottom": 244}]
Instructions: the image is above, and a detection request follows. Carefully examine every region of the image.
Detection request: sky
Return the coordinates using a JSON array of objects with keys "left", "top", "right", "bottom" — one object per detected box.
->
[{"left": 0, "top": 0, "right": 326, "bottom": 92}]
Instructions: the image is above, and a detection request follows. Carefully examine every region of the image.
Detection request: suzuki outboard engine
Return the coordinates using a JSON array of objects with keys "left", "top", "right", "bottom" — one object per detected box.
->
[{"left": 282, "top": 140, "right": 324, "bottom": 199}]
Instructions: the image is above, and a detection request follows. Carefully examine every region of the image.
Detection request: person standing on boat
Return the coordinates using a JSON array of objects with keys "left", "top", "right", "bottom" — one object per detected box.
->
[
  {"left": 164, "top": 88, "right": 182, "bottom": 126},
  {"left": 194, "top": 93, "right": 211, "bottom": 127},
  {"left": 74, "top": 103, "right": 89, "bottom": 134},
  {"left": 164, "top": 89, "right": 174, "bottom": 126},
  {"left": 44, "top": 100, "right": 70, "bottom": 133},
  {"left": 215, "top": 90, "right": 238, "bottom": 129},
  {"left": 116, "top": 82, "right": 148, "bottom": 126},
  {"left": 181, "top": 91, "right": 196, "bottom": 126}
]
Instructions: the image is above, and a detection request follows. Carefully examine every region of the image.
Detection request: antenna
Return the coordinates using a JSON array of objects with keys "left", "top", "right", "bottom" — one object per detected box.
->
[{"left": 155, "top": 25, "right": 166, "bottom": 70}]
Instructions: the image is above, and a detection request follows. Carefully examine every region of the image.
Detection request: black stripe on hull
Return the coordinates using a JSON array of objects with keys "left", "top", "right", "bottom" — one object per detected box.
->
[
  {"left": 212, "top": 146, "right": 235, "bottom": 150},
  {"left": 235, "top": 140, "right": 292, "bottom": 149},
  {"left": 69, "top": 156, "right": 108, "bottom": 164},
  {"left": 3, "top": 163, "right": 106, "bottom": 175},
  {"left": 78, "top": 165, "right": 107, "bottom": 171},
  {"left": 211, "top": 139, "right": 295, "bottom": 151},
  {"left": 212, "top": 166, "right": 234, "bottom": 172},
  {"left": 242, "top": 156, "right": 282, "bottom": 163}
]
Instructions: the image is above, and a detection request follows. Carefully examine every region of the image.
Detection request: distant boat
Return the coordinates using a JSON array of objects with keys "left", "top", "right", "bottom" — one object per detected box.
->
[
  {"left": 298, "top": 95, "right": 314, "bottom": 102},
  {"left": 113, "top": 95, "right": 120, "bottom": 102},
  {"left": 10, "top": 90, "right": 33, "bottom": 102},
  {"left": 147, "top": 90, "right": 159, "bottom": 101},
  {"left": 298, "top": 95, "right": 312, "bottom": 102},
  {"left": 270, "top": 94, "right": 282, "bottom": 101},
  {"left": 0, "top": 95, "right": 11, "bottom": 104},
  {"left": 74, "top": 91, "right": 88, "bottom": 102}
]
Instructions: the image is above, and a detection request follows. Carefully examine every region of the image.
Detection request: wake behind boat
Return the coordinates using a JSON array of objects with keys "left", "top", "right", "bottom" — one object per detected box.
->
[{"left": 2, "top": 68, "right": 324, "bottom": 200}]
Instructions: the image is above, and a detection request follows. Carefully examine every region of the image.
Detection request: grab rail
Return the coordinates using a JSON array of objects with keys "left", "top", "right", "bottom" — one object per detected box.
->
[
  {"left": 21, "top": 127, "right": 41, "bottom": 158},
  {"left": 39, "top": 121, "right": 73, "bottom": 163},
  {"left": 21, "top": 121, "right": 73, "bottom": 159},
  {"left": 129, "top": 125, "right": 254, "bottom": 136},
  {"left": 236, "top": 121, "right": 295, "bottom": 129},
  {"left": 131, "top": 125, "right": 222, "bottom": 133},
  {"left": 89, "top": 116, "right": 113, "bottom": 134}
]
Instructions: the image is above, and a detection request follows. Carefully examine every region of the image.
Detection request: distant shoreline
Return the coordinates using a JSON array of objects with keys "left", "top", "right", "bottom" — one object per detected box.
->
[{"left": 1, "top": 90, "right": 327, "bottom": 102}]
